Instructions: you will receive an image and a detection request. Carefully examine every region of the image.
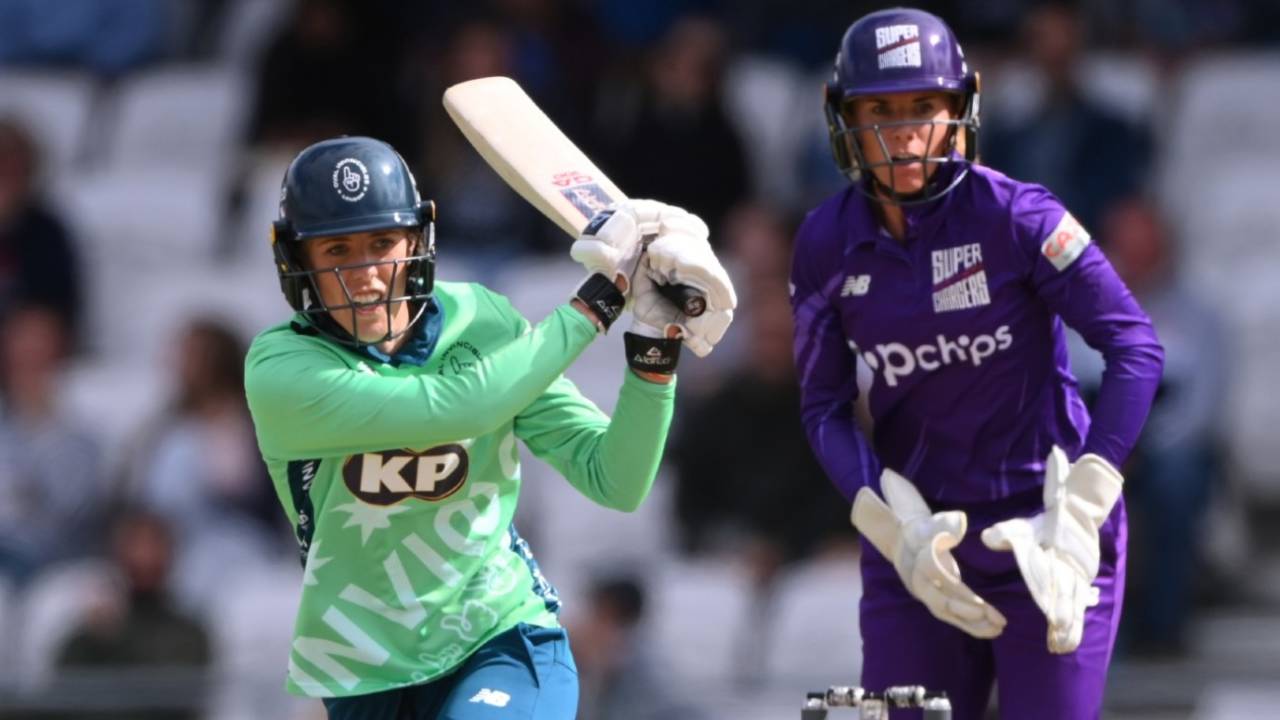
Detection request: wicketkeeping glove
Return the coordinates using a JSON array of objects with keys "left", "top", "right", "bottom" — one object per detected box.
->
[
  {"left": 981, "top": 446, "right": 1123, "bottom": 653},
  {"left": 852, "top": 469, "right": 1007, "bottom": 639},
  {"left": 631, "top": 210, "right": 736, "bottom": 357}
]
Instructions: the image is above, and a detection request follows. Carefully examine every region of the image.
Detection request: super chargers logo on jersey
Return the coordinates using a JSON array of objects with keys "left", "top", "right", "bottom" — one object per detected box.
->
[
  {"left": 857, "top": 326, "right": 1013, "bottom": 388},
  {"left": 343, "top": 444, "right": 470, "bottom": 505},
  {"left": 931, "top": 242, "right": 991, "bottom": 313}
]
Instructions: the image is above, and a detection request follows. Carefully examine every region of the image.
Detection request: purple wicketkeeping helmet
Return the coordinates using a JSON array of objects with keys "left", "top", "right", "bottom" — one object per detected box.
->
[{"left": 824, "top": 7, "right": 981, "bottom": 204}]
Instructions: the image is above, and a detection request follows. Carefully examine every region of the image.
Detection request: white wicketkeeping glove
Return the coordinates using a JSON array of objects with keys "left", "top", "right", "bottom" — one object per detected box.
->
[
  {"left": 852, "top": 469, "right": 1007, "bottom": 639},
  {"left": 632, "top": 209, "right": 736, "bottom": 357},
  {"left": 570, "top": 199, "right": 666, "bottom": 298},
  {"left": 981, "top": 446, "right": 1123, "bottom": 654}
]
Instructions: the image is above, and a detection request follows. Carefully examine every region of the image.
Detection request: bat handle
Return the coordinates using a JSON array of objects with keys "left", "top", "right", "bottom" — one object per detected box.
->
[{"left": 655, "top": 282, "right": 706, "bottom": 317}]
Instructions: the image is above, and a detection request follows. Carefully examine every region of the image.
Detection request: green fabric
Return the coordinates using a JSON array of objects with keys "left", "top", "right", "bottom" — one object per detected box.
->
[{"left": 244, "top": 282, "right": 675, "bottom": 698}]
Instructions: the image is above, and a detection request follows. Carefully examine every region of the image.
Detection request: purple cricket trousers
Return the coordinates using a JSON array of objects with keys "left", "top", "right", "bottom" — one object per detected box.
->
[{"left": 859, "top": 490, "right": 1127, "bottom": 720}]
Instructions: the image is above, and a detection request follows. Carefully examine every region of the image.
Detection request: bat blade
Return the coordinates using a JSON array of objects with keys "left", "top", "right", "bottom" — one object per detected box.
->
[
  {"left": 443, "top": 76, "right": 621, "bottom": 236},
  {"left": 443, "top": 76, "right": 706, "bottom": 317}
]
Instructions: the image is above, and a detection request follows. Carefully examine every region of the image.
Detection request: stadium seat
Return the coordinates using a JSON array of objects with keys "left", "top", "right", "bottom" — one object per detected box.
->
[
  {"left": 60, "top": 359, "right": 166, "bottom": 471},
  {"left": 99, "top": 65, "right": 250, "bottom": 174},
  {"left": 1077, "top": 51, "right": 1162, "bottom": 126},
  {"left": 215, "top": 0, "right": 298, "bottom": 70},
  {"left": 53, "top": 168, "right": 250, "bottom": 360},
  {"left": 205, "top": 562, "right": 309, "bottom": 720},
  {"left": 491, "top": 256, "right": 627, "bottom": 409},
  {"left": 722, "top": 55, "right": 810, "bottom": 208},
  {"left": 1172, "top": 161, "right": 1280, "bottom": 498},
  {"left": 0, "top": 576, "right": 13, "bottom": 678},
  {"left": 767, "top": 556, "right": 863, "bottom": 685},
  {"left": 13, "top": 560, "right": 117, "bottom": 690},
  {"left": 1158, "top": 53, "right": 1280, "bottom": 228},
  {"left": 228, "top": 149, "right": 294, "bottom": 264},
  {"left": 0, "top": 70, "right": 96, "bottom": 178},
  {"left": 649, "top": 558, "right": 756, "bottom": 687}
]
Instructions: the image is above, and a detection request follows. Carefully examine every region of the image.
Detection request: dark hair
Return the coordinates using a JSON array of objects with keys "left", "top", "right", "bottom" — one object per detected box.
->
[
  {"left": 590, "top": 576, "right": 646, "bottom": 627},
  {"left": 0, "top": 116, "right": 40, "bottom": 189},
  {"left": 176, "top": 317, "right": 246, "bottom": 412}
]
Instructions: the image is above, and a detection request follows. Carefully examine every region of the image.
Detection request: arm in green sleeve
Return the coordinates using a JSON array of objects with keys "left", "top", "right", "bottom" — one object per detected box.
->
[
  {"left": 246, "top": 305, "right": 597, "bottom": 459},
  {"left": 515, "top": 369, "right": 676, "bottom": 512}
]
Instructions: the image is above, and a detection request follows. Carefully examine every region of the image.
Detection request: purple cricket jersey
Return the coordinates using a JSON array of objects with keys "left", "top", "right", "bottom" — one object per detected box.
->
[{"left": 790, "top": 163, "right": 1164, "bottom": 505}]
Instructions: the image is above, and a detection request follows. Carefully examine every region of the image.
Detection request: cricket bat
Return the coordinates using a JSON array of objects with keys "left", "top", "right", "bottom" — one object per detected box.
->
[{"left": 442, "top": 76, "right": 706, "bottom": 317}]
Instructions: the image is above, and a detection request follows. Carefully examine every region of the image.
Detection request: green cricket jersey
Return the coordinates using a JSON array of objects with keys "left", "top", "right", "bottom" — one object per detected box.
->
[{"left": 244, "top": 281, "right": 675, "bottom": 698}]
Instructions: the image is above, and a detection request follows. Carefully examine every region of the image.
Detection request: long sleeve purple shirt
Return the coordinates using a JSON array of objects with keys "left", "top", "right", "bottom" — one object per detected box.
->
[{"left": 790, "top": 164, "right": 1164, "bottom": 505}]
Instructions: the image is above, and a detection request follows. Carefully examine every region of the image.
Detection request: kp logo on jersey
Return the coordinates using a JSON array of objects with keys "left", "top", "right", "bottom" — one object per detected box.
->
[{"left": 343, "top": 444, "right": 470, "bottom": 505}]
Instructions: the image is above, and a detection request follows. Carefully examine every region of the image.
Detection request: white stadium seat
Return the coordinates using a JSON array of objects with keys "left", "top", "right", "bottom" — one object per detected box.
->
[
  {"left": 205, "top": 563, "right": 310, "bottom": 720},
  {"left": 0, "top": 70, "right": 96, "bottom": 177},
  {"left": 723, "top": 55, "right": 811, "bottom": 208},
  {"left": 767, "top": 557, "right": 863, "bottom": 685},
  {"left": 1158, "top": 53, "right": 1280, "bottom": 228},
  {"left": 101, "top": 65, "right": 250, "bottom": 174},
  {"left": 650, "top": 558, "right": 757, "bottom": 687},
  {"left": 14, "top": 560, "right": 117, "bottom": 690},
  {"left": 216, "top": 0, "right": 298, "bottom": 70}
]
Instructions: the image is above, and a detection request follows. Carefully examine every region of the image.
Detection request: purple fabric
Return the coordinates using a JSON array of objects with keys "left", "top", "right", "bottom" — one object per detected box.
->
[
  {"left": 789, "top": 163, "right": 1164, "bottom": 504},
  {"left": 858, "top": 495, "right": 1128, "bottom": 719}
]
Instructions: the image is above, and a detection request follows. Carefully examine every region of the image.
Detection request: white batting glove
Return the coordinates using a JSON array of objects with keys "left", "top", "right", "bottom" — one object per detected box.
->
[
  {"left": 852, "top": 469, "right": 1008, "bottom": 639},
  {"left": 981, "top": 446, "right": 1123, "bottom": 653},
  {"left": 631, "top": 209, "right": 736, "bottom": 357},
  {"left": 570, "top": 199, "right": 666, "bottom": 298}
]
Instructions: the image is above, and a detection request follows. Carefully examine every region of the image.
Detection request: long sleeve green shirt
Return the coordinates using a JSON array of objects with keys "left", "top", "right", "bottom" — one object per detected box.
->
[{"left": 244, "top": 282, "right": 675, "bottom": 697}]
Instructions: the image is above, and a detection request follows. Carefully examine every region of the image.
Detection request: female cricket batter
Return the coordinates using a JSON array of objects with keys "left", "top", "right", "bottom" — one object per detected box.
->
[
  {"left": 244, "top": 136, "right": 734, "bottom": 719},
  {"left": 790, "top": 9, "right": 1163, "bottom": 719}
]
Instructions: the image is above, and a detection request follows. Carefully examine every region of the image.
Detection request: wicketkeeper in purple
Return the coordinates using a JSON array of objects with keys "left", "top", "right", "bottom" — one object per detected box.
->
[{"left": 789, "top": 8, "right": 1164, "bottom": 719}]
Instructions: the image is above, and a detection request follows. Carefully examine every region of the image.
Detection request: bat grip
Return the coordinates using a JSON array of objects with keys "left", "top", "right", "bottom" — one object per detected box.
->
[{"left": 655, "top": 282, "right": 706, "bottom": 317}]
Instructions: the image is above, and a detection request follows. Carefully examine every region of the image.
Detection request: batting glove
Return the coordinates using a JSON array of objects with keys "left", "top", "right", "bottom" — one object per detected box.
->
[
  {"left": 570, "top": 199, "right": 667, "bottom": 298},
  {"left": 981, "top": 446, "right": 1123, "bottom": 653},
  {"left": 853, "top": 469, "right": 1008, "bottom": 639},
  {"left": 631, "top": 209, "right": 736, "bottom": 357}
]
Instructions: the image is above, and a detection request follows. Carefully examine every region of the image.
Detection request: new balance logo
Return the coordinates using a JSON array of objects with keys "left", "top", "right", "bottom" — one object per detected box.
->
[
  {"left": 841, "top": 275, "right": 871, "bottom": 297},
  {"left": 469, "top": 688, "right": 511, "bottom": 707}
]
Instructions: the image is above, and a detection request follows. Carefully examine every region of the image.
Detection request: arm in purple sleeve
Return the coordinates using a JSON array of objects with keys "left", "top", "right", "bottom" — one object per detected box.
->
[
  {"left": 790, "top": 215, "right": 881, "bottom": 501},
  {"left": 1015, "top": 188, "right": 1165, "bottom": 468}
]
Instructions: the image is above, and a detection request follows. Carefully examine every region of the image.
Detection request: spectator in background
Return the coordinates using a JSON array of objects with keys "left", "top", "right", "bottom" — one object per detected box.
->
[
  {"left": 571, "top": 575, "right": 708, "bottom": 720},
  {"left": 0, "top": 117, "right": 82, "bottom": 336},
  {"left": 594, "top": 14, "right": 751, "bottom": 239},
  {"left": 414, "top": 16, "right": 554, "bottom": 268},
  {"left": 249, "top": 0, "right": 403, "bottom": 151},
  {"left": 117, "top": 318, "right": 283, "bottom": 610},
  {"left": 56, "top": 509, "right": 210, "bottom": 720},
  {"left": 982, "top": 1, "right": 1152, "bottom": 233},
  {"left": 1102, "top": 198, "right": 1226, "bottom": 657},
  {"left": 0, "top": 305, "right": 102, "bottom": 585},
  {"left": 671, "top": 282, "right": 854, "bottom": 590}
]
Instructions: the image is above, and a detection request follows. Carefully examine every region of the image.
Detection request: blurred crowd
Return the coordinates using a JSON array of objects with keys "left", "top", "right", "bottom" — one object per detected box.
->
[{"left": 0, "top": 0, "right": 1278, "bottom": 718}]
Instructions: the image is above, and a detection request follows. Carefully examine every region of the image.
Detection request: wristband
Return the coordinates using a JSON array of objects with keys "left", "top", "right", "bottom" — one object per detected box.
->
[
  {"left": 575, "top": 273, "right": 625, "bottom": 332},
  {"left": 624, "top": 331, "right": 681, "bottom": 375}
]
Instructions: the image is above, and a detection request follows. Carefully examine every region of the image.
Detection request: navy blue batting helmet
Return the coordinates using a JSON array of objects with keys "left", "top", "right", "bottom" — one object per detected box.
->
[
  {"left": 824, "top": 8, "right": 980, "bottom": 204},
  {"left": 271, "top": 136, "right": 436, "bottom": 347}
]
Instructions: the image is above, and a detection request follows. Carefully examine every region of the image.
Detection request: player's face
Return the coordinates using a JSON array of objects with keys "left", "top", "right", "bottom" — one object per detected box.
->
[
  {"left": 845, "top": 91, "right": 956, "bottom": 195},
  {"left": 302, "top": 230, "right": 415, "bottom": 346}
]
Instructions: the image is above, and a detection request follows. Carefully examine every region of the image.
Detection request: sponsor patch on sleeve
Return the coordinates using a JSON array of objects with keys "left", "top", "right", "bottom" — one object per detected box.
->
[{"left": 1040, "top": 212, "right": 1091, "bottom": 271}]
